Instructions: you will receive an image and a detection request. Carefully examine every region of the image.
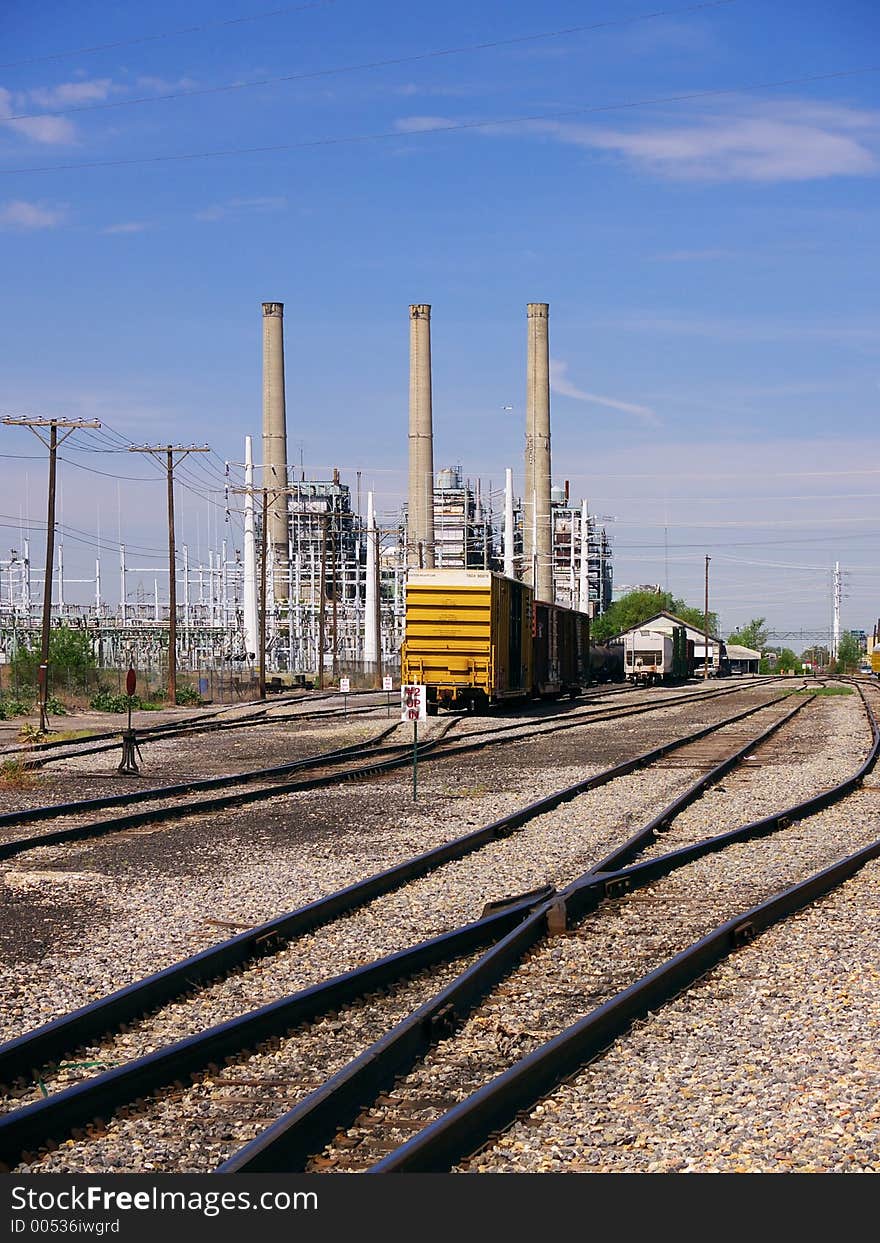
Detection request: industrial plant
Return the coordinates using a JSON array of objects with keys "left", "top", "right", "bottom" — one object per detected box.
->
[{"left": 0, "top": 301, "right": 613, "bottom": 693}]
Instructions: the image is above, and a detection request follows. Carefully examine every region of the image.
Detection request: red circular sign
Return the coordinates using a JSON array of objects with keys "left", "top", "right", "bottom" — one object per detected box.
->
[{"left": 126, "top": 668, "right": 137, "bottom": 697}]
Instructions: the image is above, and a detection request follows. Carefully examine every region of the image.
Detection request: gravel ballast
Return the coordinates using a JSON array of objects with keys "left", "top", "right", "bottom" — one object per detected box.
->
[{"left": 2, "top": 679, "right": 875, "bottom": 1173}]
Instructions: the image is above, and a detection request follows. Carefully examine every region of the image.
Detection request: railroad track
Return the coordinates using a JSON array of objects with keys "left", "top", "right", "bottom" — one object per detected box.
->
[
  {"left": 0, "top": 676, "right": 772, "bottom": 770},
  {"left": 0, "top": 680, "right": 842, "bottom": 1172},
  {"left": 0, "top": 688, "right": 404, "bottom": 769},
  {"left": 0, "top": 677, "right": 781, "bottom": 860}
]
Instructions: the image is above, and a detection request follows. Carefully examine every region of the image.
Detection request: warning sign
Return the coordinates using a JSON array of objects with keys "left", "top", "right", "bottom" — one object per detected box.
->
[{"left": 400, "top": 683, "right": 427, "bottom": 723}]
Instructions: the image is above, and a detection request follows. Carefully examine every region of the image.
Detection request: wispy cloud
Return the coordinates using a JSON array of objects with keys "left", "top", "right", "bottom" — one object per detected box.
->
[
  {"left": 394, "top": 115, "right": 455, "bottom": 134},
  {"left": 653, "top": 247, "right": 740, "bottom": 262},
  {"left": 26, "top": 78, "right": 119, "bottom": 109},
  {"left": 101, "top": 221, "right": 148, "bottom": 235},
  {"left": 526, "top": 98, "right": 880, "bottom": 182},
  {"left": 0, "top": 87, "right": 76, "bottom": 144},
  {"left": 134, "top": 75, "right": 198, "bottom": 93},
  {"left": 550, "top": 359, "right": 660, "bottom": 426},
  {"left": 0, "top": 199, "right": 66, "bottom": 229},
  {"left": 195, "top": 195, "right": 287, "bottom": 222}
]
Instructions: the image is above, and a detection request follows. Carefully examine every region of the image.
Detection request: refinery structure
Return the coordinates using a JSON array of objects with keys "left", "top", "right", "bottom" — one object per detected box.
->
[{"left": 0, "top": 301, "right": 613, "bottom": 689}]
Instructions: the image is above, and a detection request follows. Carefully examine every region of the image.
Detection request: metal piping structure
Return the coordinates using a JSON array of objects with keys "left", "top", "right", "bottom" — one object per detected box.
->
[
  {"left": 525, "top": 302, "right": 552, "bottom": 601},
  {"left": 407, "top": 304, "right": 435, "bottom": 569},
  {"left": 261, "top": 302, "right": 289, "bottom": 600}
]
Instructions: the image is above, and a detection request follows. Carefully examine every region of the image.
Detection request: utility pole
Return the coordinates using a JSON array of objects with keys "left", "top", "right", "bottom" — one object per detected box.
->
[
  {"left": 703, "top": 554, "right": 711, "bottom": 681},
  {"left": 832, "top": 560, "right": 841, "bottom": 661},
  {"left": 130, "top": 444, "right": 209, "bottom": 705},
  {"left": 2, "top": 416, "right": 101, "bottom": 731},
  {"left": 260, "top": 489, "right": 268, "bottom": 699},
  {"left": 232, "top": 482, "right": 295, "bottom": 701}
]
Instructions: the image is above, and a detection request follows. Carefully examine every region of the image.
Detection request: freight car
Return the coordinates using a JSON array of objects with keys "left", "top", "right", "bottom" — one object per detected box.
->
[
  {"left": 623, "top": 626, "right": 693, "bottom": 685},
  {"left": 590, "top": 642, "right": 624, "bottom": 683},
  {"left": 401, "top": 568, "right": 600, "bottom": 711}
]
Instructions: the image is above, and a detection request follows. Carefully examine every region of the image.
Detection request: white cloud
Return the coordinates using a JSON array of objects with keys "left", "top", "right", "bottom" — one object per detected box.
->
[
  {"left": 27, "top": 79, "right": 118, "bottom": 109},
  {"left": 135, "top": 76, "right": 198, "bottom": 93},
  {"left": 194, "top": 196, "right": 287, "bottom": 222},
  {"left": 550, "top": 359, "right": 660, "bottom": 426},
  {"left": 0, "top": 86, "right": 76, "bottom": 144},
  {"left": 0, "top": 199, "right": 66, "bottom": 229},
  {"left": 101, "top": 221, "right": 148, "bottom": 234},
  {"left": 653, "top": 247, "right": 740, "bottom": 262},
  {"left": 525, "top": 98, "right": 880, "bottom": 182},
  {"left": 394, "top": 115, "right": 455, "bottom": 133}
]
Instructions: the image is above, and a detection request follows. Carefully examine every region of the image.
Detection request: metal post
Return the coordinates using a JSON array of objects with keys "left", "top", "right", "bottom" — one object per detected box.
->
[
  {"left": 166, "top": 448, "right": 177, "bottom": 703},
  {"left": 703, "top": 554, "right": 711, "bottom": 681},
  {"left": 260, "top": 488, "right": 268, "bottom": 700},
  {"left": 317, "top": 514, "right": 328, "bottom": 690},
  {"left": 413, "top": 719, "right": 418, "bottom": 802}
]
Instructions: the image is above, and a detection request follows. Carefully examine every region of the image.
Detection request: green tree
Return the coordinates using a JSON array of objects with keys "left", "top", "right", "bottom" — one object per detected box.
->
[
  {"left": 727, "top": 617, "right": 768, "bottom": 650},
  {"left": 12, "top": 626, "right": 97, "bottom": 693},
  {"left": 592, "top": 589, "right": 718, "bottom": 642},
  {"left": 775, "top": 647, "right": 803, "bottom": 674},
  {"left": 835, "top": 632, "right": 861, "bottom": 674}
]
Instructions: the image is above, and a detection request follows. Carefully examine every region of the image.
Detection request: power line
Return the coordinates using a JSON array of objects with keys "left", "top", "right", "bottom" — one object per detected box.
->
[
  {"left": 5, "top": 62, "right": 877, "bottom": 177},
  {"left": 0, "top": 1, "right": 336, "bottom": 71},
  {"left": 6, "top": 2, "right": 741, "bottom": 124}
]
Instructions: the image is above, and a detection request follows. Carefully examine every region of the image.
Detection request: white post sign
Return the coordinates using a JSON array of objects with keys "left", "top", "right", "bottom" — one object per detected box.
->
[
  {"left": 401, "top": 683, "right": 426, "bottom": 802},
  {"left": 382, "top": 675, "right": 393, "bottom": 691},
  {"left": 401, "top": 683, "right": 427, "bottom": 723},
  {"left": 339, "top": 677, "right": 351, "bottom": 693}
]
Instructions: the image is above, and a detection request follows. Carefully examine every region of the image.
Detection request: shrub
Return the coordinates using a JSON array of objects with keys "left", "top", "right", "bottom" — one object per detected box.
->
[
  {"left": 174, "top": 684, "right": 203, "bottom": 706},
  {"left": 0, "top": 696, "right": 32, "bottom": 720},
  {"left": 0, "top": 757, "right": 38, "bottom": 789},
  {"left": 11, "top": 626, "right": 97, "bottom": 691},
  {"left": 90, "top": 688, "right": 141, "bottom": 713},
  {"left": 45, "top": 694, "right": 67, "bottom": 716}
]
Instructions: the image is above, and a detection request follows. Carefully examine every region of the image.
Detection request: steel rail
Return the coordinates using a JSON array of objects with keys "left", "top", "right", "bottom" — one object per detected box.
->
[
  {"left": 0, "top": 895, "right": 552, "bottom": 1171},
  {"left": 364, "top": 687, "right": 880, "bottom": 1172},
  {"left": 7, "top": 692, "right": 388, "bottom": 769},
  {"left": 0, "top": 722, "right": 461, "bottom": 861},
  {"left": 0, "top": 679, "right": 784, "bottom": 861},
  {"left": 215, "top": 691, "right": 817, "bottom": 1173},
  {"left": 0, "top": 723, "right": 404, "bottom": 831},
  {"left": 0, "top": 688, "right": 805, "bottom": 1171},
  {"left": 372, "top": 837, "right": 880, "bottom": 1173},
  {"left": 0, "top": 688, "right": 797, "bottom": 1087}
]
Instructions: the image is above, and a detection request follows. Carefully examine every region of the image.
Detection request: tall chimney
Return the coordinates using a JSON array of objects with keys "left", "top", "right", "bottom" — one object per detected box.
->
[
  {"left": 262, "top": 301, "right": 289, "bottom": 600},
  {"left": 407, "top": 304, "right": 435, "bottom": 568},
  {"left": 525, "top": 302, "right": 552, "bottom": 601}
]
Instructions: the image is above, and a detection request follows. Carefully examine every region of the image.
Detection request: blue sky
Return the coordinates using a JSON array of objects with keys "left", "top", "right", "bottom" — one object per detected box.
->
[{"left": 1, "top": 0, "right": 878, "bottom": 642}]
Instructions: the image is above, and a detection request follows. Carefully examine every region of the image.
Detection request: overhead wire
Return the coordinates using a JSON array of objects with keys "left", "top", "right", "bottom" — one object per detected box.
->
[
  {"left": 0, "top": 1, "right": 337, "bottom": 70},
  {"left": 4, "top": 63, "right": 878, "bottom": 176},
  {"left": 5, "top": 2, "right": 741, "bottom": 124}
]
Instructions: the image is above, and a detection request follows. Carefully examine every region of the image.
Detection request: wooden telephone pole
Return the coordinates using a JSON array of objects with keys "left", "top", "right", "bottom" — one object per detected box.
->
[
  {"left": 2, "top": 416, "right": 101, "bottom": 731},
  {"left": 130, "top": 445, "right": 209, "bottom": 704}
]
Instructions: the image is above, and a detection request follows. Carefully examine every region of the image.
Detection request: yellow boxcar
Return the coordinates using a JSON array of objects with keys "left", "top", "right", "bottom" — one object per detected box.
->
[
  {"left": 401, "top": 569, "right": 533, "bottom": 710},
  {"left": 871, "top": 650, "right": 880, "bottom": 675}
]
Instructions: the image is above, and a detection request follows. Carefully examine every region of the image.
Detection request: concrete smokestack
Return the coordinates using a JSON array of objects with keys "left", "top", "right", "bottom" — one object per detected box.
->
[
  {"left": 262, "top": 301, "right": 289, "bottom": 599},
  {"left": 525, "top": 302, "right": 552, "bottom": 601},
  {"left": 407, "top": 303, "right": 435, "bottom": 569}
]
